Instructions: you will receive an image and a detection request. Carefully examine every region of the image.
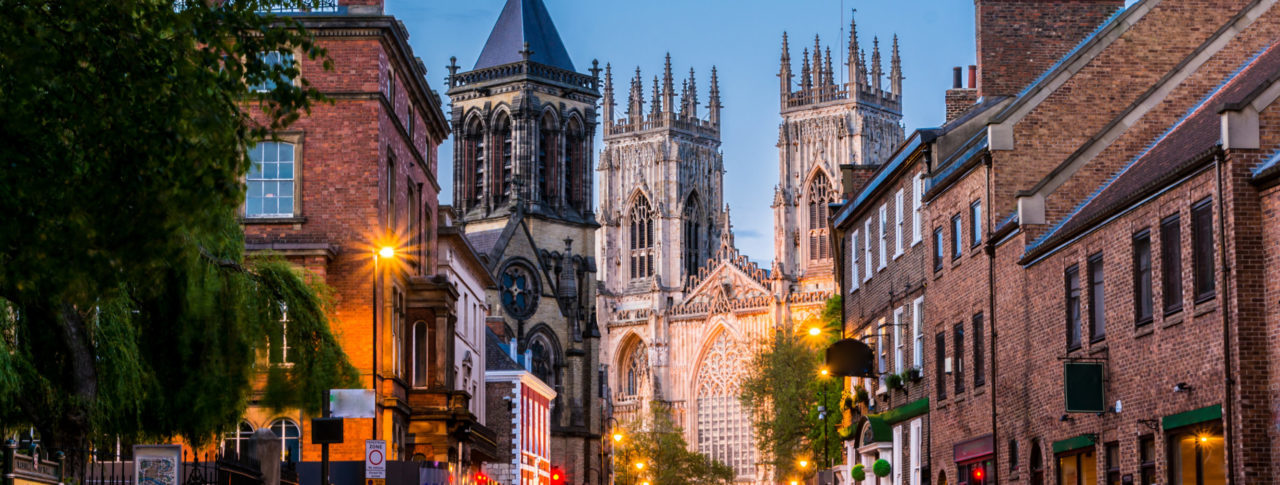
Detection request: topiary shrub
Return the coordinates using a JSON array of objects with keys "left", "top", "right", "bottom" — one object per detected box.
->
[
  {"left": 850, "top": 464, "right": 866, "bottom": 481},
  {"left": 873, "top": 459, "right": 891, "bottom": 477}
]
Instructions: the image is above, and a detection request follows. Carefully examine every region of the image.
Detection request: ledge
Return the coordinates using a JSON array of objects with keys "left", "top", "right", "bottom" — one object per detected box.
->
[{"left": 241, "top": 216, "right": 307, "bottom": 225}]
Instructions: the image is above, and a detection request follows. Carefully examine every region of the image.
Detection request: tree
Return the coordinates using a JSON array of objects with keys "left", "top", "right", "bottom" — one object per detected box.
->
[
  {"left": 0, "top": 0, "right": 358, "bottom": 454},
  {"left": 613, "top": 402, "right": 735, "bottom": 485},
  {"left": 740, "top": 296, "right": 844, "bottom": 480}
]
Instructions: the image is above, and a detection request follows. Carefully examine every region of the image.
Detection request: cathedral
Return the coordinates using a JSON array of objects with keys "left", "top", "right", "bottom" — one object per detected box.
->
[
  {"left": 445, "top": 0, "right": 604, "bottom": 482},
  {"left": 596, "top": 16, "right": 905, "bottom": 484}
]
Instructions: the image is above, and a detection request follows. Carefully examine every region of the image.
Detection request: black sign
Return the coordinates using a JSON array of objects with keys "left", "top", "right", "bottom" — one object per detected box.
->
[
  {"left": 826, "top": 338, "right": 876, "bottom": 378},
  {"left": 1064, "top": 362, "right": 1106, "bottom": 413},
  {"left": 311, "top": 417, "right": 344, "bottom": 444}
]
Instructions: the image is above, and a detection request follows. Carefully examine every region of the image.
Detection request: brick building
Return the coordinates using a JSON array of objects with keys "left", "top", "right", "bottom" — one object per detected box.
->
[
  {"left": 484, "top": 326, "right": 557, "bottom": 485},
  {"left": 233, "top": 0, "right": 498, "bottom": 474},
  {"left": 832, "top": 0, "right": 1280, "bottom": 483}
]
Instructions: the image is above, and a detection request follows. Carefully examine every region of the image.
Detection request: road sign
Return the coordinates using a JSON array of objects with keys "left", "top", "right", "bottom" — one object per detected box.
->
[{"left": 365, "top": 440, "right": 386, "bottom": 479}]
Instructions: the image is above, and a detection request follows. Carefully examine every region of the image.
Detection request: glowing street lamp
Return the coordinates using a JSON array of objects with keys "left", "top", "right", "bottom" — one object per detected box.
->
[
  {"left": 808, "top": 326, "right": 822, "bottom": 336},
  {"left": 634, "top": 462, "right": 645, "bottom": 471},
  {"left": 799, "top": 459, "right": 809, "bottom": 468},
  {"left": 613, "top": 432, "right": 624, "bottom": 443}
]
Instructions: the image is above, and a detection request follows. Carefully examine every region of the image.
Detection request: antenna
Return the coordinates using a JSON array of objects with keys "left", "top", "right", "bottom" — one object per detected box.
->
[{"left": 840, "top": 0, "right": 845, "bottom": 87}]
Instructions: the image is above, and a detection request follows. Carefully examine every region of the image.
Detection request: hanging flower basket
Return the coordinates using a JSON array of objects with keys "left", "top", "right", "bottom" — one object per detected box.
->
[{"left": 886, "top": 373, "right": 904, "bottom": 391}]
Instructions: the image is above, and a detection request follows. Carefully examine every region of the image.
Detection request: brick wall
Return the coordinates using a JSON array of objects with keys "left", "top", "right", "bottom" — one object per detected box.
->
[{"left": 975, "top": 0, "right": 1124, "bottom": 98}]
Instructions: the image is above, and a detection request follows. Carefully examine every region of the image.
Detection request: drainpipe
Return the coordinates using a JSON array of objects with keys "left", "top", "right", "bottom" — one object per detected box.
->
[
  {"left": 1214, "top": 152, "right": 1235, "bottom": 481},
  {"left": 983, "top": 154, "right": 999, "bottom": 483}
]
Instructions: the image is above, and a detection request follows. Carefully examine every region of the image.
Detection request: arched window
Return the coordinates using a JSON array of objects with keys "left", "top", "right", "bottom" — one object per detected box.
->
[
  {"left": 537, "top": 112, "right": 557, "bottom": 204},
  {"left": 565, "top": 117, "right": 586, "bottom": 211},
  {"left": 1029, "top": 439, "right": 1044, "bottom": 485},
  {"left": 529, "top": 337, "right": 554, "bottom": 387},
  {"left": 221, "top": 421, "right": 254, "bottom": 459},
  {"left": 622, "top": 341, "right": 647, "bottom": 398},
  {"left": 807, "top": 171, "right": 837, "bottom": 262},
  {"left": 683, "top": 193, "right": 702, "bottom": 279},
  {"left": 695, "top": 332, "right": 756, "bottom": 480},
  {"left": 465, "top": 117, "right": 486, "bottom": 208},
  {"left": 268, "top": 419, "right": 301, "bottom": 462},
  {"left": 412, "top": 321, "right": 428, "bottom": 388},
  {"left": 629, "top": 195, "right": 655, "bottom": 280},
  {"left": 495, "top": 113, "right": 514, "bottom": 204}
]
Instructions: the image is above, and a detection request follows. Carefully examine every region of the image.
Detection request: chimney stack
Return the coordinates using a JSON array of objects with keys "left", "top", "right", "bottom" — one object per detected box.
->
[
  {"left": 944, "top": 65, "right": 978, "bottom": 123},
  {"left": 975, "top": 0, "right": 1123, "bottom": 97}
]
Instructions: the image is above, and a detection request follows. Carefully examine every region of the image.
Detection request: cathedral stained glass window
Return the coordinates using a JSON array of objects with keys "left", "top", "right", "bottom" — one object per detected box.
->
[
  {"left": 807, "top": 172, "right": 836, "bottom": 262},
  {"left": 630, "top": 196, "right": 655, "bottom": 280},
  {"left": 499, "top": 261, "right": 538, "bottom": 319},
  {"left": 696, "top": 331, "right": 757, "bottom": 480}
]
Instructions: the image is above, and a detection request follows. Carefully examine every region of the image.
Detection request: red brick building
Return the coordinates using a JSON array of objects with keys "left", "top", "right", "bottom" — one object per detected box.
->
[
  {"left": 233, "top": 0, "right": 497, "bottom": 473},
  {"left": 833, "top": 0, "right": 1280, "bottom": 483}
]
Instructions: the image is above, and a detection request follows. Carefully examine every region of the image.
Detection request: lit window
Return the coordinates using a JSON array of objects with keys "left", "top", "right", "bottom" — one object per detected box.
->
[{"left": 246, "top": 142, "right": 295, "bottom": 218}]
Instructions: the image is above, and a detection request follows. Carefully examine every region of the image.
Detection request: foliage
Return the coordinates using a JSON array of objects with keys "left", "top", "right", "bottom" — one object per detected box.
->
[
  {"left": 886, "top": 373, "right": 904, "bottom": 390},
  {"left": 851, "top": 464, "right": 866, "bottom": 481},
  {"left": 740, "top": 296, "right": 844, "bottom": 476},
  {"left": 613, "top": 403, "right": 734, "bottom": 485},
  {"left": 0, "top": 0, "right": 357, "bottom": 452},
  {"left": 873, "top": 459, "right": 891, "bottom": 477}
]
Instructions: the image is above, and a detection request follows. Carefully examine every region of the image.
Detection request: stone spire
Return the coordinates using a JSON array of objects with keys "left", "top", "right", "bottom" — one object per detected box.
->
[
  {"left": 628, "top": 66, "right": 644, "bottom": 122},
  {"left": 662, "top": 53, "right": 675, "bottom": 117},
  {"left": 824, "top": 47, "right": 835, "bottom": 89},
  {"left": 812, "top": 35, "right": 823, "bottom": 93},
  {"left": 859, "top": 49, "right": 868, "bottom": 86},
  {"left": 680, "top": 79, "right": 689, "bottom": 117},
  {"left": 890, "top": 34, "right": 903, "bottom": 96},
  {"left": 709, "top": 66, "right": 721, "bottom": 126},
  {"left": 848, "top": 10, "right": 860, "bottom": 87},
  {"left": 651, "top": 75, "right": 661, "bottom": 118},
  {"left": 687, "top": 68, "right": 698, "bottom": 119},
  {"left": 779, "top": 32, "right": 793, "bottom": 103},
  {"left": 800, "top": 48, "right": 812, "bottom": 95},
  {"left": 871, "top": 36, "right": 882, "bottom": 93},
  {"left": 602, "top": 63, "right": 615, "bottom": 127}
]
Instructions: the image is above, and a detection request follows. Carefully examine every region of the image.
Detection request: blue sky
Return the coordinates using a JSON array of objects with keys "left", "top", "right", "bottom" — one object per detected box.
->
[{"left": 388, "top": 0, "right": 1134, "bottom": 263}]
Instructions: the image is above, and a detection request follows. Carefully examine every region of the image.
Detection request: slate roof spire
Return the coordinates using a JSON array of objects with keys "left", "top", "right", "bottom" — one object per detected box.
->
[{"left": 474, "top": 0, "right": 576, "bottom": 71}]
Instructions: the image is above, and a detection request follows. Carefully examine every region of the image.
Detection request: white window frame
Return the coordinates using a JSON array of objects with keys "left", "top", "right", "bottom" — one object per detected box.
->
[
  {"left": 913, "top": 296, "right": 925, "bottom": 369},
  {"left": 894, "top": 306, "right": 905, "bottom": 374},
  {"left": 246, "top": 141, "right": 296, "bottom": 218},
  {"left": 876, "top": 318, "right": 887, "bottom": 374},
  {"left": 895, "top": 189, "right": 905, "bottom": 258},
  {"left": 878, "top": 204, "right": 888, "bottom": 271},
  {"left": 892, "top": 425, "right": 903, "bottom": 485},
  {"left": 850, "top": 230, "right": 860, "bottom": 293},
  {"left": 912, "top": 173, "right": 924, "bottom": 246},
  {"left": 972, "top": 199, "right": 983, "bottom": 247},
  {"left": 864, "top": 220, "right": 873, "bottom": 282},
  {"left": 910, "top": 418, "right": 923, "bottom": 485}
]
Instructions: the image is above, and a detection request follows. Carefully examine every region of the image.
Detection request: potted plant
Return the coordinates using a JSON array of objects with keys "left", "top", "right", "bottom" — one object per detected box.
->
[
  {"left": 873, "top": 459, "right": 892, "bottom": 478},
  {"left": 906, "top": 367, "right": 923, "bottom": 382},
  {"left": 886, "top": 373, "right": 905, "bottom": 391},
  {"left": 851, "top": 464, "right": 866, "bottom": 481},
  {"left": 853, "top": 386, "right": 869, "bottom": 405}
]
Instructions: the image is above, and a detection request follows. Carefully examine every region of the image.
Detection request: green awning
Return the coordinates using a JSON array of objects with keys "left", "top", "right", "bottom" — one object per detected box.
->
[
  {"left": 865, "top": 398, "right": 930, "bottom": 443},
  {"left": 1162, "top": 404, "right": 1222, "bottom": 431},
  {"left": 1052, "top": 434, "right": 1096, "bottom": 454}
]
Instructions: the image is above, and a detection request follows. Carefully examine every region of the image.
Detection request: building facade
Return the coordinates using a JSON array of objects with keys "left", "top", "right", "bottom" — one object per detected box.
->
[
  {"left": 446, "top": 0, "right": 603, "bottom": 482},
  {"left": 485, "top": 328, "right": 557, "bottom": 485},
  {"left": 596, "top": 17, "right": 905, "bottom": 484}
]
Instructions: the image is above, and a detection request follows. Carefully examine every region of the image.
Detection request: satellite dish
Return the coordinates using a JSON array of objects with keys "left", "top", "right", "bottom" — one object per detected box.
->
[{"left": 826, "top": 338, "right": 877, "bottom": 378}]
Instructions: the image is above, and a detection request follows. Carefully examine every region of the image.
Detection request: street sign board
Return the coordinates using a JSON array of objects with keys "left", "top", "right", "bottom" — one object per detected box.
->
[
  {"left": 365, "top": 440, "right": 386, "bottom": 479},
  {"left": 1064, "top": 361, "right": 1106, "bottom": 413},
  {"left": 331, "top": 389, "right": 376, "bottom": 418},
  {"left": 310, "top": 417, "right": 344, "bottom": 444}
]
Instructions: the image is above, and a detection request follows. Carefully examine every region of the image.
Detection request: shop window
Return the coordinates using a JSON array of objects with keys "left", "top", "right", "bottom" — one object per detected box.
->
[
  {"left": 1056, "top": 448, "right": 1097, "bottom": 485},
  {"left": 958, "top": 458, "right": 994, "bottom": 485},
  {"left": 1167, "top": 424, "right": 1225, "bottom": 485}
]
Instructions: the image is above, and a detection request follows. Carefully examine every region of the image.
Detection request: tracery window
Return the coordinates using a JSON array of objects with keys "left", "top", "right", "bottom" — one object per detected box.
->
[
  {"left": 683, "top": 193, "right": 702, "bottom": 279},
  {"left": 565, "top": 118, "right": 586, "bottom": 211},
  {"left": 465, "top": 117, "right": 485, "bottom": 208},
  {"left": 696, "top": 332, "right": 756, "bottom": 480},
  {"left": 623, "top": 342, "right": 647, "bottom": 398},
  {"left": 528, "top": 334, "right": 556, "bottom": 389},
  {"left": 629, "top": 196, "right": 655, "bottom": 280},
  {"left": 807, "top": 172, "right": 837, "bottom": 262},
  {"left": 537, "top": 112, "right": 557, "bottom": 204},
  {"left": 495, "top": 113, "right": 514, "bottom": 205}
]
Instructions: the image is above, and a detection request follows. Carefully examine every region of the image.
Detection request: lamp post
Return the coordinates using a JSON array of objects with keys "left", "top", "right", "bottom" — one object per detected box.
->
[
  {"left": 602, "top": 417, "right": 621, "bottom": 485},
  {"left": 373, "top": 246, "right": 395, "bottom": 441},
  {"left": 820, "top": 367, "right": 831, "bottom": 470}
]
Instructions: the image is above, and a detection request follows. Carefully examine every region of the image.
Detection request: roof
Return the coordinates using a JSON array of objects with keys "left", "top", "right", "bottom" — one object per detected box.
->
[
  {"left": 485, "top": 328, "right": 524, "bottom": 371},
  {"left": 474, "top": 0, "right": 575, "bottom": 71},
  {"left": 1025, "top": 41, "right": 1280, "bottom": 261},
  {"left": 464, "top": 229, "right": 503, "bottom": 258}
]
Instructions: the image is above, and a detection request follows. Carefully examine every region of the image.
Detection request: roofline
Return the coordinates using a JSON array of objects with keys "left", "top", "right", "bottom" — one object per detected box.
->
[
  {"left": 1020, "top": 146, "right": 1221, "bottom": 265},
  {"left": 485, "top": 369, "right": 557, "bottom": 398},
  {"left": 439, "top": 226, "right": 498, "bottom": 288},
  {"left": 832, "top": 131, "right": 931, "bottom": 229},
  {"left": 923, "top": 135, "right": 989, "bottom": 202}
]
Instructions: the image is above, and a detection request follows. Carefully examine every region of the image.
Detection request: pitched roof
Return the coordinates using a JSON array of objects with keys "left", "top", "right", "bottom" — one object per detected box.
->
[
  {"left": 464, "top": 229, "right": 503, "bottom": 258},
  {"left": 485, "top": 328, "right": 524, "bottom": 371},
  {"left": 474, "top": 0, "right": 575, "bottom": 71},
  {"left": 1025, "top": 41, "right": 1280, "bottom": 261}
]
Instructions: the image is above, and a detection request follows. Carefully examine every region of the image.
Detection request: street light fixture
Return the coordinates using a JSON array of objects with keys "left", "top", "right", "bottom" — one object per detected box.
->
[
  {"left": 613, "top": 432, "right": 624, "bottom": 443},
  {"left": 809, "top": 326, "right": 821, "bottom": 336},
  {"left": 634, "top": 462, "right": 644, "bottom": 471},
  {"left": 372, "top": 244, "right": 398, "bottom": 441},
  {"left": 799, "top": 459, "right": 808, "bottom": 468}
]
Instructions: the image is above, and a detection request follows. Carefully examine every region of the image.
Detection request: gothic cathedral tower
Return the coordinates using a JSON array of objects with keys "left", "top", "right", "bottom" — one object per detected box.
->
[
  {"left": 447, "top": 0, "right": 603, "bottom": 481},
  {"left": 774, "top": 14, "right": 905, "bottom": 291},
  {"left": 596, "top": 55, "right": 724, "bottom": 406}
]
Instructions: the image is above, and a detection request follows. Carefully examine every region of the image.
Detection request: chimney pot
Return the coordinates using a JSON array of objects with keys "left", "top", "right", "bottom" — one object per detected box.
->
[
  {"left": 968, "top": 65, "right": 977, "bottom": 89},
  {"left": 952, "top": 67, "right": 963, "bottom": 89}
]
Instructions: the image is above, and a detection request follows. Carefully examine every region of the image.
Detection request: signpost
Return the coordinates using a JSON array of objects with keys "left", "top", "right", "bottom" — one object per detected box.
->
[{"left": 365, "top": 440, "right": 387, "bottom": 483}]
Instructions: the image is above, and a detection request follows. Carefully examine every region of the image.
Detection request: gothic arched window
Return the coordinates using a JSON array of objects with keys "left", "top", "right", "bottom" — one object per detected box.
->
[
  {"left": 807, "top": 171, "right": 837, "bottom": 262},
  {"left": 464, "top": 116, "right": 485, "bottom": 208},
  {"left": 565, "top": 117, "right": 586, "bottom": 212},
  {"left": 494, "top": 112, "right": 514, "bottom": 205},
  {"left": 528, "top": 334, "right": 557, "bottom": 389},
  {"left": 695, "top": 331, "right": 756, "bottom": 480},
  {"left": 537, "top": 112, "right": 557, "bottom": 204},
  {"left": 629, "top": 195, "right": 655, "bottom": 280},
  {"left": 622, "top": 341, "right": 647, "bottom": 398},
  {"left": 683, "top": 193, "right": 702, "bottom": 279}
]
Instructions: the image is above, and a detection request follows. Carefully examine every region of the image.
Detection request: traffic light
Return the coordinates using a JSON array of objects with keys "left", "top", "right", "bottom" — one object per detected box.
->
[
  {"left": 550, "top": 466, "right": 565, "bottom": 485},
  {"left": 971, "top": 465, "right": 985, "bottom": 482}
]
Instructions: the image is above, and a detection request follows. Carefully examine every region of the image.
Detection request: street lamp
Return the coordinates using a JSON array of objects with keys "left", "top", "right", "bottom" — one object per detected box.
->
[
  {"left": 799, "top": 459, "right": 808, "bottom": 468},
  {"left": 809, "top": 326, "right": 822, "bottom": 336},
  {"left": 818, "top": 367, "right": 832, "bottom": 470},
  {"left": 372, "top": 245, "right": 396, "bottom": 441},
  {"left": 602, "top": 417, "right": 622, "bottom": 485},
  {"left": 634, "top": 462, "right": 644, "bottom": 471}
]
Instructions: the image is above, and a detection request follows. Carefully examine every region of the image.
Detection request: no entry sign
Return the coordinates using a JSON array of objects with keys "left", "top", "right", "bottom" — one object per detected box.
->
[{"left": 365, "top": 440, "right": 386, "bottom": 479}]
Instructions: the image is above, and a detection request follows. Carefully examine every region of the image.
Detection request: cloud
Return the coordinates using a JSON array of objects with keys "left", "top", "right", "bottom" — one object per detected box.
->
[{"left": 734, "top": 229, "right": 763, "bottom": 239}]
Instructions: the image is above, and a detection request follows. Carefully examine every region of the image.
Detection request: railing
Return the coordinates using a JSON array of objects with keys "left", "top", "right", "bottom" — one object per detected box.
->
[
  {"left": 449, "top": 61, "right": 598, "bottom": 92},
  {"left": 258, "top": 0, "right": 341, "bottom": 13},
  {"left": 607, "top": 116, "right": 719, "bottom": 137}
]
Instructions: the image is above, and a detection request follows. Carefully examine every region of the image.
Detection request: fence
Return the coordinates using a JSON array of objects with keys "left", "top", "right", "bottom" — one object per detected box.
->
[{"left": 2, "top": 441, "right": 298, "bottom": 485}]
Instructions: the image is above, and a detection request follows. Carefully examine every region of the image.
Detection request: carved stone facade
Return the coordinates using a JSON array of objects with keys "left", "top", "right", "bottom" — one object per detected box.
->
[{"left": 597, "top": 15, "right": 904, "bottom": 484}]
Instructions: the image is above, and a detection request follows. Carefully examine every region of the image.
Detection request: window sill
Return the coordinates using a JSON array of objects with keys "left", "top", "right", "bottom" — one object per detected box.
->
[
  {"left": 1194, "top": 298, "right": 1218, "bottom": 317},
  {"left": 241, "top": 215, "right": 307, "bottom": 225},
  {"left": 1088, "top": 343, "right": 1108, "bottom": 356},
  {"left": 1163, "top": 312, "right": 1184, "bottom": 329},
  {"left": 1135, "top": 324, "right": 1155, "bottom": 339}
]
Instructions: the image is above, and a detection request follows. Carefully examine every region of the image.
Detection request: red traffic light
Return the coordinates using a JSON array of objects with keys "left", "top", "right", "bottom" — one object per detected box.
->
[
  {"left": 550, "top": 467, "right": 565, "bottom": 485},
  {"left": 972, "top": 466, "right": 985, "bottom": 481}
]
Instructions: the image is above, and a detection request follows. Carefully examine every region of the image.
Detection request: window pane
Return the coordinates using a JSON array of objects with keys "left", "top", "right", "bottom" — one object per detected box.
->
[
  {"left": 1161, "top": 216, "right": 1183, "bottom": 312},
  {"left": 1081, "top": 451, "right": 1097, "bottom": 485},
  {"left": 1058, "top": 455, "right": 1078, "bottom": 485},
  {"left": 1135, "top": 233, "right": 1153, "bottom": 324},
  {"left": 936, "top": 332, "right": 946, "bottom": 399},
  {"left": 1089, "top": 254, "right": 1105, "bottom": 340},
  {"left": 1066, "top": 266, "right": 1081, "bottom": 348},
  {"left": 953, "top": 323, "right": 964, "bottom": 394},
  {"left": 973, "top": 313, "right": 984, "bottom": 387},
  {"left": 1192, "top": 199, "right": 1215, "bottom": 299},
  {"left": 413, "top": 323, "right": 428, "bottom": 387},
  {"left": 971, "top": 201, "right": 982, "bottom": 246},
  {"left": 952, "top": 215, "right": 962, "bottom": 259}
]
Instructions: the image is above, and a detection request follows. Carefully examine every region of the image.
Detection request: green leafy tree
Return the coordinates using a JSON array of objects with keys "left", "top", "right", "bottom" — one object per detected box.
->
[
  {"left": 740, "top": 296, "right": 844, "bottom": 480},
  {"left": 613, "top": 402, "right": 735, "bottom": 485},
  {"left": 0, "top": 0, "right": 358, "bottom": 454}
]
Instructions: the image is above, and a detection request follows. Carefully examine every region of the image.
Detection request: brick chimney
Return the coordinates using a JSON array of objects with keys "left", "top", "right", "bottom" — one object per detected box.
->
[
  {"left": 840, "top": 164, "right": 878, "bottom": 201},
  {"left": 976, "top": 0, "right": 1124, "bottom": 98},
  {"left": 338, "top": 0, "right": 382, "bottom": 15},
  {"left": 945, "top": 65, "right": 978, "bottom": 123}
]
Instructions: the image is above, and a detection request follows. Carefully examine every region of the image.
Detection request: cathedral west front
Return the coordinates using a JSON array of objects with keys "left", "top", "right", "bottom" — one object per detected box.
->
[{"left": 596, "top": 17, "right": 905, "bottom": 483}]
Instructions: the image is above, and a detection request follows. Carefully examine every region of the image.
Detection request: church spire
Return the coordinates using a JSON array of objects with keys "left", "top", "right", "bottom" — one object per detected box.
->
[
  {"left": 871, "top": 36, "right": 882, "bottom": 93},
  {"left": 687, "top": 68, "right": 698, "bottom": 119},
  {"left": 800, "top": 48, "right": 812, "bottom": 96},
  {"left": 628, "top": 66, "right": 644, "bottom": 122},
  {"left": 824, "top": 47, "right": 835, "bottom": 90},
  {"left": 779, "top": 32, "right": 793, "bottom": 104},
  {"left": 709, "top": 66, "right": 721, "bottom": 126},
  {"left": 848, "top": 10, "right": 860, "bottom": 88},
  {"left": 651, "top": 75, "right": 661, "bottom": 118},
  {"left": 662, "top": 53, "right": 675, "bottom": 117},
  {"left": 602, "top": 63, "right": 615, "bottom": 127},
  {"left": 890, "top": 34, "right": 903, "bottom": 96},
  {"left": 812, "top": 35, "right": 823, "bottom": 95}
]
